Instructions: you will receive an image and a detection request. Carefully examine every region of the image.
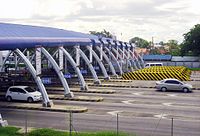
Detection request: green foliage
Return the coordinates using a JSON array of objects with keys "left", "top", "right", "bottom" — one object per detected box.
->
[
  {"left": 28, "top": 128, "right": 67, "bottom": 136},
  {"left": 188, "top": 68, "right": 200, "bottom": 71},
  {"left": 28, "top": 128, "right": 134, "bottom": 136},
  {"left": 149, "top": 48, "right": 161, "bottom": 54},
  {"left": 181, "top": 24, "right": 200, "bottom": 56},
  {"left": 129, "top": 37, "right": 150, "bottom": 49},
  {"left": 166, "top": 39, "right": 181, "bottom": 56},
  {"left": 89, "top": 29, "right": 113, "bottom": 38},
  {"left": 0, "top": 126, "right": 22, "bottom": 136},
  {"left": 0, "top": 127, "right": 135, "bottom": 136}
]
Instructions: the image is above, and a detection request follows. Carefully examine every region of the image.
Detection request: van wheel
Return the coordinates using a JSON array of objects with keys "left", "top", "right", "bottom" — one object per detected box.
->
[
  {"left": 183, "top": 88, "right": 189, "bottom": 93},
  {"left": 27, "top": 97, "right": 33, "bottom": 103},
  {"left": 161, "top": 87, "right": 167, "bottom": 92},
  {"left": 7, "top": 96, "right": 12, "bottom": 102}
]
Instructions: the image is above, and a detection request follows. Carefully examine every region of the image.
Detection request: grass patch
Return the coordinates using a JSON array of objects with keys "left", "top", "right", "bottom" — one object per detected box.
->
[
  {"left": 0, "top": 126, "right": 22, "bottom": 136},
  {"left": 0, "top": 127, "right": 136, "bottom": 136},
  {"left": 28, "top": 128, "right": 135, "bottom": 136},
  {"left": 189, "top": 68, "right": 200, "bottom": 71}
]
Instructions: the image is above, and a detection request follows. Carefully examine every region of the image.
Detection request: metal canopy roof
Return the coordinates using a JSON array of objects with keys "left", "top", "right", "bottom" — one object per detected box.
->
[{"left": 0, "top": 22, "right": 100, "bottom": 50}]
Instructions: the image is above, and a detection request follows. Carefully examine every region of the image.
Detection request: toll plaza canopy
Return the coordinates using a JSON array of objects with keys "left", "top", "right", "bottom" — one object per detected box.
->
[{"left": 0, "top": 22, "right": 102, "bottom": 50}]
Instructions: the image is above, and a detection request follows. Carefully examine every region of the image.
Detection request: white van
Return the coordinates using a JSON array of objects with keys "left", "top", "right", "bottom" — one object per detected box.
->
[{"left": 145, "top": 63, "right": 163, "bottom": 68}]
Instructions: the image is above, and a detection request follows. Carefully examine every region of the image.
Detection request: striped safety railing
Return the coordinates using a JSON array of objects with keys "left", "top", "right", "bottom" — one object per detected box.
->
[{"left": 122, "top": 66, "right": 191, "bottom": 81}]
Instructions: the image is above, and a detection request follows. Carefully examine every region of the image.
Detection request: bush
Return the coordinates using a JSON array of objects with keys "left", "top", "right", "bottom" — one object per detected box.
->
[
  {"left": 28, "top": 129, "right": 134, "bottom": 136},
  {"left": 0, "top": 126, "right": 21, "bottom": 136},
  {"left": 0, "top": 127, "right": 135, "bottom": 136}
]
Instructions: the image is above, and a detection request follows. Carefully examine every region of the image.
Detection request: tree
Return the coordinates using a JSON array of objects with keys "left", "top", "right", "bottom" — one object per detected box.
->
[
  {"left": 166, "top": 39, "right": 181, "bottom": 56},
  {"left": 129, "top": 37, "right": 150, "bottom": 49},
  {"left": 89, "top": 29, "right": 113, "bottom": 38},
  {"left": 181, "top": 24, "right": 200, "bottom": 56}
]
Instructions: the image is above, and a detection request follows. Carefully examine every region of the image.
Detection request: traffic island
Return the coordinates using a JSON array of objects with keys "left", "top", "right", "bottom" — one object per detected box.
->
[
  {"left": 0, "top": 102, "right": 88, "bottom": 113},
  {"left": 46, "top": 87, "right": 115, "bottom": 94},
  {"left": 49, "top": 94, "right": 104, "bottom": 102},
  {"left": 71, "top": 89, "right": 115, "bottom": 94}
]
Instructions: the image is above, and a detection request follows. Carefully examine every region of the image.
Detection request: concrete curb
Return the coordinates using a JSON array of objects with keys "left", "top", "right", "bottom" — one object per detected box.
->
[
  {"left": 46, "top": 87, "right": 115, "bottom": 94},
  {"left": 85, "top": 79, "right": 132, "bottom": 83},
  {"left": 87, "top": 84, "right": 200, "bottom": 90},
  {"left": 49, "top": 95, "right": 104, "bottom": 102},
  {"left": 0, "top": 103, "right": 88, "bottom": 113},
  {"left": 71, "top": 89, "right": 115, "bottom": 94}
]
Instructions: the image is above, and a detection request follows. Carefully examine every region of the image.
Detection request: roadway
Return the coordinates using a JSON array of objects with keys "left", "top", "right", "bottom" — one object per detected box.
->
[{"left": 1, "top": 86, "right": 200, "bottom": 136}]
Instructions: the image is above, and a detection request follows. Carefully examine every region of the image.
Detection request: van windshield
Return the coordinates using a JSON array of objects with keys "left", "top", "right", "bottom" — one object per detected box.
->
[{"left": 25, "top": 87, "right": 35, "bottom": 92}]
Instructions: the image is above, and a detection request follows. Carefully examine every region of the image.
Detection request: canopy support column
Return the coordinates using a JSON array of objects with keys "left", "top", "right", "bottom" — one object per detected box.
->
[
  {"left": 41, "top": 47, "right": 74, "bottom": 97},
  {"left": 129, "top": 46, "right": 141, "bottom": 69},
  {"left": 0, "top": 51, "right": 12, "bottom": 72},
  {"left": 118, "top": 47, "right": 132, "bottom": 72},
  {"left": 111, "top": 47, "right": 124, "bottom": 71},
  {"left": 95, "top": 46, "right": 118, "bottom": 77},
  {"left": 77, "top": 47, "right": 101, "bottom": 84},
  {"left": 104, "top": 46, "right": 123, "bottom": 75},
  {"left": 14, "top": 49, "right": 52, "bottom": 107},
  {"left": 128, "top": 48, "right": 138, "bottom": 70},
  {"left": 124, "top": 48, "right": 134, "bottom": 72},
  {"left": 86, "top": 45, "right": 110, "bottom": 80},
  {"left": 60, "top": 47, "right": 88, "bottom": 90}
]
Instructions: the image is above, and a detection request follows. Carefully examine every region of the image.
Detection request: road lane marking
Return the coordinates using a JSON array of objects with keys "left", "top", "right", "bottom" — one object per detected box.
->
[
  {"left": 121, "top": 100, "right": 134, "bottom": 105},
  {"left": 154, "top": 114, "right": 168, "bottom": 119},
  {"left": 162, "top": 102, "right": 172, "bottom": 106},
  {"left": 132, "top": 92, "right": 143, "bottom": 96},
  {"left": 107, "top": 111, "right": 123, "bottom": 116},
  {"left": 167, "top": 94, "right": 177, "bottom": 97}
]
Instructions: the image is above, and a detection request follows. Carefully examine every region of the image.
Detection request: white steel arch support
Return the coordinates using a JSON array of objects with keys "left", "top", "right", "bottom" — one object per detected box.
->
[
  {"left": 124, "top": 49, "right": 134, "bottom": 72},
  {"left": 104, "top": 46, "right": 123, "bottom": 75},
  {"left": 60, "top": 47, "right": 88, "bottom": 90},
  {"left": 86, "top": 46, "right": 110, "bottom": 80},
  {"left": 118, "top": 47, "right": 131, "bottom": 72},
  {"left": 14, "top": 49, "right": 52, "bottom": 107},
  {"left": 0, "top": 50, "right": 12, "bottom": 72},
  {"left": 131, "top": 50, "right": 142, "bottom": 69},
  {"left": 95, "top": 46, "right": 118, "bottom": 77},
  {"left": 111, "top": 47, "right": 124, "bottom": 71},
  {"left": 128, "top": 49, "right": 139, "bottom": 70},
  {"left": 78, "top": 48, "right": 101, "bottom": 84},
  {"left": 137, "top": 53, "right": 145, "bottom": 68},
  {"left": 41, "top": 47, "right": 74, "bottom": 97}
]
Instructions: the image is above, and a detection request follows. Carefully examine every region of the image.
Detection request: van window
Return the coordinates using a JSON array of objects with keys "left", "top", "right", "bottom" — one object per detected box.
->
[
  {"left": 155, "top": 64, "right": 162, "bottom": 66},
  {"left": 145, "top": 63, "right": 163, "bottom": 67}
]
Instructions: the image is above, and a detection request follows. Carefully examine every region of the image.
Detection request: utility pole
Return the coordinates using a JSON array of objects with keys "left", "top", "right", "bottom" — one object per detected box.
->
[
  {"left": 152, "top": 37, "right": 154, "bottom": 49},
  {"left": 117, "top": 113, "right": 119, "bottom": 136},
  {"left": 25, "top": 110, "right": 28, "bottom": 136},
  {"left": 171, "top": 118, "right": 173, "bottom": 136},
  {"left": 69, "top": 112, "right": 73, "bottom": 136}
]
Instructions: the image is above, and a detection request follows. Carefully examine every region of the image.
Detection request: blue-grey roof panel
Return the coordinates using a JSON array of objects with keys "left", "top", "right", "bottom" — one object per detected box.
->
[
  {"left": 0, "top": 23, "right": 101, "bottom": 50},
  {"left": 143, "top": 55, "right": 172, "bottom": 61}
]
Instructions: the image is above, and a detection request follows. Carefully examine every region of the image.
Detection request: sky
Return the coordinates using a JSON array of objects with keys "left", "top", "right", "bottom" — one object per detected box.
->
[{"left": 0, "top": 0, "right": 200, "bottom": 43}]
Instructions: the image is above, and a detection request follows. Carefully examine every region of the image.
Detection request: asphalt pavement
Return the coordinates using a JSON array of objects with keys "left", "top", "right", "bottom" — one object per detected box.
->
[{"left": 1, "top": 83, "right": 200, "bottom": 136}]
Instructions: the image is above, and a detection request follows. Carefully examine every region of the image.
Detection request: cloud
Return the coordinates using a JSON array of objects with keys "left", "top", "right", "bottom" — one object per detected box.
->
[{"left": 0, "top": 0, "right": 199, "bottom": 43}]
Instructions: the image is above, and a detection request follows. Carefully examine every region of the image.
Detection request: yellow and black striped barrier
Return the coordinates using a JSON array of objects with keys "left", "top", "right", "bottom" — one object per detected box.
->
[{"left": 122, "top": 66, "right": 191, "bottom": 81}]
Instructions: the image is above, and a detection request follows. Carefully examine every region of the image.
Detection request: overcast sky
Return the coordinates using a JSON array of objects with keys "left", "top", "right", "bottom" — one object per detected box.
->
[{"left": 0, "top": 0, "right": 199, "bottom": 43}]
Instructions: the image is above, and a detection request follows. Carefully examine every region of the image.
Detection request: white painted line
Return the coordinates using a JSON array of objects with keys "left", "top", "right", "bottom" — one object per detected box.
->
[
  {"left": 132, "top": 92, "right": 143, "bottom": 96},
  {"left": 162, "top": 103, "right": 172, "bottom": 106},
  {"left": 154, "top": 114, "right": 168, "bottom": 119},
  {"left": 122, "top": 100, "right": 134, "bottom": 105},
  {"left": 167, "top": 94, "right": 177, "bottom": 97},
  {"left": 107, "top": 111, "right": 123, "bottom": 116}
]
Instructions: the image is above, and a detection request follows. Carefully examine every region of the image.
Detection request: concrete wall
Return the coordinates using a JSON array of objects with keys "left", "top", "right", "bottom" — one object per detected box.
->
[
  {"left": 144, "top": 61, "right": 200, "bottom": 68},
  {"left": 144, "top": 56, "right": 200, "bottom": 68}
]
